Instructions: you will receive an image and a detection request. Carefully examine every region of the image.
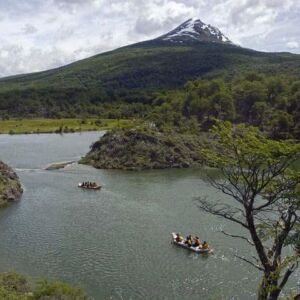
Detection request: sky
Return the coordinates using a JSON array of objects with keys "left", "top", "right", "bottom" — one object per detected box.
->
[{"left": 0, "top": 0, "right": 299, "bottom": 77}]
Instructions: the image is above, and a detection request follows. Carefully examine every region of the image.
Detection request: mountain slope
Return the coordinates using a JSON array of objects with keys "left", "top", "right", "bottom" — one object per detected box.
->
[{"left": 0, "top": 18, "right": 300, "bottom": 117}]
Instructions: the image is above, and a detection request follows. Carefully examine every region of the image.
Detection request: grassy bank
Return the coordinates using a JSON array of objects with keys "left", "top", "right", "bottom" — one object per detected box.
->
[{"left": 0, "top": 118, "right": 137, "bottom": 134}]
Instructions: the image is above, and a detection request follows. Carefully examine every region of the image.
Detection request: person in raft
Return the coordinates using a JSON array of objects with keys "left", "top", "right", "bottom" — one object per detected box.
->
[
  {"left": 192, "top": 236, "right": 201, "bottom": 247},
  {"left": 82, "top": 182, "right": 97, "bottom": 188},
  {"left": 202, "top": 241, "right": 209, "bottom": 250},
  {"left": 184, "top": 235, "right": 193, "bottom": 247},
  {"left": 175, "top": 233, "right": 184, "bottom": 243}
]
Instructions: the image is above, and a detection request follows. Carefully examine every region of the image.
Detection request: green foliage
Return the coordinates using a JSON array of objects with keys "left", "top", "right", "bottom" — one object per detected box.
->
[
  {"left": 183, "top": 79, "right": 235, "bottom": 128},
  {"left": 51, "top": 73, "right": 299, "bottom": 140},
  {"left": 183, "top": 74, "right": 300, "bottom": 139},
  {"left": 0, "top": 273, "right": 30, "bottom": 294},
  {"left": 0, "top": 273, "right": 90, "bottom": 300},
  {"left": 0, "top": 273, "right": 31, "bottom": 299},
  {"left": 202, "top": 120, "right": 300, "bottom": 169},
  {"left": 33, "top": 280, "right": 89, "bottom": 300}
]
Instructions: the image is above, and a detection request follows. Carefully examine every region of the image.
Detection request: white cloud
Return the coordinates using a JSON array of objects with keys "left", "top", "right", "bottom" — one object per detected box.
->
[
  {"left": 287, "top": 41, "right": 299, "bottom": 49},
  {"left": 0, "top": 0, "right": 299, "bottom": 77},
  {"left": 22, "top": 24, "right": 38, "bottom": 34}
]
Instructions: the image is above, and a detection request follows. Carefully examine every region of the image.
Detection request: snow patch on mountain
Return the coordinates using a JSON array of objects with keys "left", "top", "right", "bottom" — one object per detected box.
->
[
  {"left": 159, "top": 18, "right": 232, "bottom": 45},
  {"left": 165, "top": 19, "right": 199, "bottom": 40}
]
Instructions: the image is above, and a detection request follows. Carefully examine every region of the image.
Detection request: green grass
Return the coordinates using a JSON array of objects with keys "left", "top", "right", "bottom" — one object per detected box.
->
[{"left": 0, "top": 118, "right": 137, "bottom": 134}]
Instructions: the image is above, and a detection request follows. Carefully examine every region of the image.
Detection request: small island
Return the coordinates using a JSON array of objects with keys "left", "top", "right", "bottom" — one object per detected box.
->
[
  {"left": 0, "top": 160, "right": 23, "bottom": 207},
  {"left": 80, "top": 128, "right": 205, "bottom": 170}
]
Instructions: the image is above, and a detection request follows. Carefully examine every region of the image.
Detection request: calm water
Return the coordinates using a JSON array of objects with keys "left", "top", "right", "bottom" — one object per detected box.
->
[{"left": 0, "top": 132, "right": 298, "bottom": 300}]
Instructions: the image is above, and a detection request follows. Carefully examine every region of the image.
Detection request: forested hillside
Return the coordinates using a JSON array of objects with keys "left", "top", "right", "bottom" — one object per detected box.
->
[
  {"left": 0, "top": 40, "right": 299, "bottom": 118},
  {"left": 0, "top": 18, "right": 299, "bottom": 141}
]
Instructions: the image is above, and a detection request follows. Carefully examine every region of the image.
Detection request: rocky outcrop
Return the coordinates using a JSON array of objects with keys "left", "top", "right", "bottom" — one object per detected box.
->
[
  {"left": 0, "top": 161, "right": 23, "bottom": 207},
  {"left": 45, "top": 161, "right": 75, "bottom": 170},
  {"left": 80, "top": 128, "right": 204, "bottom": 170}
]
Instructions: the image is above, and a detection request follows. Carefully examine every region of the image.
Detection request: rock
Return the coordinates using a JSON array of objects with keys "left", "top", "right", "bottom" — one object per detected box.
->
[
  {"left": 0, "top": 161, "right": 23, "bottom": 207},
  {"left": 45, "top": 161, "right": 75, "bottom": 170}
]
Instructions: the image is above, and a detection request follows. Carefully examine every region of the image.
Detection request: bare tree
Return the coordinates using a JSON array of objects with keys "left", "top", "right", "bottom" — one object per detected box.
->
[{"left": 199, "top": 121, "right": 300, "bottom": 300}]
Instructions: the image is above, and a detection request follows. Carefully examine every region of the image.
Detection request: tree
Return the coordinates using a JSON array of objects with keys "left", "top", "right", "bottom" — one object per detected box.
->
[
  {"left": 266, "top": 77, "right": 286, "bottom": 105},
  {"left": 250, "top": 101, "right": 268, "bottom": 127},
  {"left": 199, "top": 121, "right": 300, "bottom": 300},
  {"left": 233, "top": 81, "right": 267, "bottom": 122},
  {"left": 268, "top": 111, "right": 294, "bottom": 140},
  {"left": 209, "top": 91, "right": 235, "bottom": 121}
]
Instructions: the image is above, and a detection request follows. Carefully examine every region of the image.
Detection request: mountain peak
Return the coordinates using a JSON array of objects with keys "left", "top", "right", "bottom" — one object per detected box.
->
[{"left": 157, "top": 18, "right": 232, "bottom": 45}]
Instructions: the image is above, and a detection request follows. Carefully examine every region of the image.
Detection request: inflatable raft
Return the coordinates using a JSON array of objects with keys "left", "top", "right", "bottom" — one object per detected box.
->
[
  {"left": 171, "top": 233, "right": 213, "bottom": 253},
  {"left": 78, "top": 183, "right": 101, "bottom": 190}
]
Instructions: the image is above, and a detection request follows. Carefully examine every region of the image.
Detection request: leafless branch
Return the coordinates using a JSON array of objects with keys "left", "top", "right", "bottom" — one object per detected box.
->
[
  {"left": 235, "top": 255, "right": 264, "bottom": 271},
  {"left": 221, "top": 230, "right": 254, "bottom": 246},
  {"left": 279, "top": 264, "right": 296, "bottom": 290},
  {"left": 197, "top": 198, "right": 249, "bottom": 229}
]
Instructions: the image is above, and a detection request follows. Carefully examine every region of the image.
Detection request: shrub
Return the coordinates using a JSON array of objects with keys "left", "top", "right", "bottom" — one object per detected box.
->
[
  {"left": 0, "top": 272, "right": 30, "bottom": 293},
  {"left": 33, "top": 280, "right": 89, "bottom": 300}
]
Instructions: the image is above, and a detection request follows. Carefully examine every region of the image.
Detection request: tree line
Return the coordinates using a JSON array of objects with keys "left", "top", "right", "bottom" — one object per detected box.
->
[
  {"left": 1, "top": 73, "right": 300, "bottom": 140},
  {"left": 149, "top": 73, "right": 300, "bottom": 139}
]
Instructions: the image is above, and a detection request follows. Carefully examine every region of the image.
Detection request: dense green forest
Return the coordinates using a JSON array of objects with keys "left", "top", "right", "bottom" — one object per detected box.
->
[
  {"left": 149, "top": 74, "right": 300, "bottom": 139},
  {"left": 1, "top": 72, "right": 300, "bottom": 140}
]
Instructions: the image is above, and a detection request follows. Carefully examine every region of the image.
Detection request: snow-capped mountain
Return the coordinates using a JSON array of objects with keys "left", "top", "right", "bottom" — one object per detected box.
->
[{"left": 157, "top": 18, "right": 232, "bottom": 44}]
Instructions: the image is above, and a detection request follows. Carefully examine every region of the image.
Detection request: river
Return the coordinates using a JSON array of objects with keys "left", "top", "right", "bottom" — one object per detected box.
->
[{"left": 0, "top": 132, "right": 298, "bottom": 299}]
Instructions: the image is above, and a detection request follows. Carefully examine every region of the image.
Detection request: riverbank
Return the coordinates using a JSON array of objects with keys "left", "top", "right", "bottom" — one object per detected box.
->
[
  {"left": 0, "top": 118, "right": 136, "bottom": 134},
  {"left": 80, "top": 128, "right": 205, "bottom": 170},
  {"left": 0, "top": 161, "right": 23, "bottom": 207}
]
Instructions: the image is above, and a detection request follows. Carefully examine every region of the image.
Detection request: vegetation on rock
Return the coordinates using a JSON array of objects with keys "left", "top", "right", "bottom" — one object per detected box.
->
[
  {"left": 0, "top": 161, "right": 23, "bottom": 207},
  {"left": 81, "top": 127, "right": 205, "bottom": 170}
]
